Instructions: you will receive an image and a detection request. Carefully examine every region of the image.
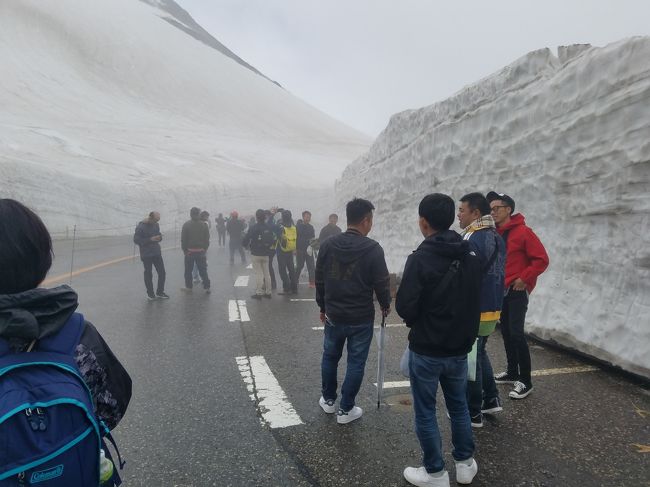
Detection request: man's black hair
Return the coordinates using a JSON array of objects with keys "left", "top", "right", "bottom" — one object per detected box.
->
[
  {"left": 190, "top": 207, "right": 200, "bottom": 218},
  {"left": 346, "top": 198, "right": 375, "bottom": 225},
  {"left": 0, "top": 199, "right": 53, "bottom": 294},
  {"left": 418, "top": 193, "right": 455, "bottom": 231},
  {"left": 256, "top": 209, "right": 266, "bottom": 222},
  {"left": 328, "top": 213, "right": 338, "bottom": 219},
  {"left": 302, "top": 210, "right": 311, "bottom": 217},
  {"left": 460, "top": 192, "right": 491, "bottom": 217},
  {"left": 281, "top": 210, "right": 293, "bottom": 226}
]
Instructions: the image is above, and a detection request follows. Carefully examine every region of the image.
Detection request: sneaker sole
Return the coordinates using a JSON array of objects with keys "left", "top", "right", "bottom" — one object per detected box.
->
[
  {"left": 319, "top": 404, "right": 336, "bottom": 414},
  {"left": 481, "top": 406, "right": 503, "bottom": 414},
  {"left": 470, "top": 422, "right": 483, "bottom": 428},
  {"left": 337, "top": 415, "right": 362, "bottom": 424},
  {"left": 494, "top": 379, "right": 516, "bottom": 384},
  {"left": 509, "top": 389, "right": 533, "bottom": 400}
]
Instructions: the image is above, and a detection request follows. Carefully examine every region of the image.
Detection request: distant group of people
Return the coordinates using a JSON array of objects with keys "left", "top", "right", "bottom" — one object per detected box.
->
[{"left": 315, "top": 192, "right": 548, "bottom": 486}]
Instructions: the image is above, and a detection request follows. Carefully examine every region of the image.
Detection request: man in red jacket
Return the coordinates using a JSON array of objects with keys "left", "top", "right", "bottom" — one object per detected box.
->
[{"left": 486, "top": 192, "right": 549, "bottom": 400}]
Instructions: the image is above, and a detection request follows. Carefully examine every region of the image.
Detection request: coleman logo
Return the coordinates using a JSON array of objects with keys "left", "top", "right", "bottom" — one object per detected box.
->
[{"left": 30, "top": 465, "right": 64, "bottom": 483}]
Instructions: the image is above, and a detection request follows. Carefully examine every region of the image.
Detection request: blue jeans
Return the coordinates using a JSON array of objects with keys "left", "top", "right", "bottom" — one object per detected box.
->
[
  {"left": 409, "top": 351, "right": 475, "bottom": 473},
  {"left": 467, "top": 336, "right": 500, "bottom": 416},
  {"left": 321, "top": 321, "right": 373, "bottom": 412}
]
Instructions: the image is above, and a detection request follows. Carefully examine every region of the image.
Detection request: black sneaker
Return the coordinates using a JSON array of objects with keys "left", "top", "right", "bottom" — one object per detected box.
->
[
  {"left": 147, "top": 293, "right": 157, "bottom": 301},
  {"left": 481, "top": 397, "right": 503, "bottom": 414},
  {"left": 494, "top": 371, "right": 518, "bottom": 384},
  {"left": 470, "top": 414, "right": 483, "bottom": 428},
  {"left": 509, "top": 381, "right": 533, "bottom": 399},
  {"left": 156, "top": 292, "right": 170, "bottom": 299},
  {"left": 251, "top": 294, "right": 263, "bottom": 300}
]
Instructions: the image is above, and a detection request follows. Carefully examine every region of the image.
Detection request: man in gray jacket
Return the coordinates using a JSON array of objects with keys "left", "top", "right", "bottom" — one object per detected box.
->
[
  {"left": 133, "top": 211, "right": 168, "bottom": 300},
  {"left": 181, "top": 207, "right": 211, "bottom": 293}
]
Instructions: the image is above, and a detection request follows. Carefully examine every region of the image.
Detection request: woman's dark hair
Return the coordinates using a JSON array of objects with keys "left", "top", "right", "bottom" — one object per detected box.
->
[
  {"left": 346, "top": 198, "right": 374, "bottom": 225},
  {"left": 418, "top": 193, "right": 455, "bottom": 231},
  {"left": 281, "top": 210, "right": 293, "bottom": 226},
  {"left": 0, "top": 199, "right": 53, "bottom": 294}
]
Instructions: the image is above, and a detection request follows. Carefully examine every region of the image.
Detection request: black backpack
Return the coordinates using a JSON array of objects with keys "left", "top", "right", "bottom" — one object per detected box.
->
[
  {"left": 250, "top": 225, "right": 276, "bottom": 254},
  {"left": 430, "top": 248, "right": 483, "bottom": 353}
]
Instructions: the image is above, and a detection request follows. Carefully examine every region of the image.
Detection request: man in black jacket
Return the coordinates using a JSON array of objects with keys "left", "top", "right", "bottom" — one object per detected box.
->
[
  {"left": 318, "top": 213, "right": 342, "bottom": 242},
  {"left": 296, "top": 210, "right": 316, "bottom": 288},
  {"left": 226, "top": 211, "right": 246, "bottom": 265},
  {"left": 181, "top": 207, "right": 211, "bottom": 293},
  {"left": 316, "top": 198, "right": 391, "bottom": 424},
  {"left": 397, "top": 194, "right": 480, "bottom": 487},
  {"left": 133, "top": 211, "right": 168, "bottom": 300},
  {"left": 243, "top": 209, "right": 276, "bottom": 299}
]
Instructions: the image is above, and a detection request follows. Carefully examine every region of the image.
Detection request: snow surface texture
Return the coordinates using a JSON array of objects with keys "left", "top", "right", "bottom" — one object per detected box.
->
[
  {"left": 337, "top": 38, "right": 650, "bottom": 378},
  {"left": 0, "top": 0, "right": 370, "bottom": 236}
]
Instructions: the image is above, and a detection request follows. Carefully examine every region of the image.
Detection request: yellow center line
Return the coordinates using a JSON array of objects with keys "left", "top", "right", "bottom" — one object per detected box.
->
[{"left": 42, "top": 246, "right": 178, "bottom": 286}]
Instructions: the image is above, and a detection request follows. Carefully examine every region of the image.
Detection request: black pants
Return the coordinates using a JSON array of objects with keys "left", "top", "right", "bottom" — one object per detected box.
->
[
  {"left": 277, "top": 251, "right": 297, "bottom": 292},
  {"left": 295, "top": 249, "right": 315, "bottom": 283},
  {"left": 268, "top": 252, "right": 277, "bottom": 290},
  {"left": 184, "top": 252, "right": 210, "bottom": 289},
  {"left": 500, "top": 289, "right": 531, "bottom": 384},
  {"left": 142, "top": 255, "right": 166, "bottom": 296},
  {"left": 229, "top": 242, "right": 246, "bottom": 264},
  {"left": 217, "top": 230, "right": 226, "bottom": 246}
]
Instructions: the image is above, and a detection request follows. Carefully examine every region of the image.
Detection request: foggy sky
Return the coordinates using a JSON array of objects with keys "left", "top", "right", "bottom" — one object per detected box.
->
[{"left": 181, "top": 0, "right": 649, "bottom": 136}]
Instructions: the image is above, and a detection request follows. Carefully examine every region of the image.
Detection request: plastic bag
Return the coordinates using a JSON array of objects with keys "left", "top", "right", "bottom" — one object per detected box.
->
[{"left": 467, "top": 338, "right": 478, "bottom": 382}]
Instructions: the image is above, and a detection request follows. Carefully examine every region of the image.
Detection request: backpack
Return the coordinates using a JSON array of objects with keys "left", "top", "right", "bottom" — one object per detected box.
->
[
  {"left": 0, "top": 313, "right": 122, "bottom": 486},
  {"left": 430, "top": 247, "right": 483, "bottom": 353},
  {"left": 250, "top": 225, "right": 277, "bottom": 254},
  {"left": 280, "top": 225, "right": 297, "bottom": 252}
]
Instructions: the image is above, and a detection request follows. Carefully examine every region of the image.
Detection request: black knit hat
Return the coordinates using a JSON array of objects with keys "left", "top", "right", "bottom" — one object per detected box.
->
[{"left": 486, "top": 191, "right": 515, "bottom": 213}]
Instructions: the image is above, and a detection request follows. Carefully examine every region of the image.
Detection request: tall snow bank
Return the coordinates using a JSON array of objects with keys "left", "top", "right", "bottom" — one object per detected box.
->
[
  {"left": 0, "top": 0, "right": 370, "bottom": 235},
  {"left": 337, "top": 38, "right": 650, "bottom": 378}
]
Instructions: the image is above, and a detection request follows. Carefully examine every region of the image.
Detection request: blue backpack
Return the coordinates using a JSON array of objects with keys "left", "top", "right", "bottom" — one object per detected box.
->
[{"left": 0, "top": 313, "right": 122, "bottom": 486}]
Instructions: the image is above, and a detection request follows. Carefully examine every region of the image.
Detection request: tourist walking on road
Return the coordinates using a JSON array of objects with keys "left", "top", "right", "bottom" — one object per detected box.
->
[
  {"left": 216, "top": 213, "right": 226, "bottom": 247},
  {"left": 243, "top": 209, "right": 276, "bottom": 299},
  {"left": 181, "top": 207, "right": 211, "bottom": 293},
  {"left": 316, "top": 198, "right": 391, "bottom": 424},
  {"left": 457, "top": 193, "right": 506, "bottom": 427},
  {"left": 487, "top": 192, "right": 549, "bottom": 400},
  {"left": 396, "top": 193, "right": 482, "bottom": 487},
  {"left": 226, "top": 211, "right": 247, "bottom": 265},
  {"left": 296, "top": 210, "right": 316, "bottom": 288},
  {"left": 133, "top": 211, "right": 169, "bottom": 300},
  {"left": 192, "top": 210, "right": 211, "bottom": 284},
  {"left": 266, "top": 210, "right": 279, "bottom": 290},
  {"left": 277, "top": 210, "right": 298, "bottom": 295},
  {"left": 318, "top": 213, "right": 342, "bottom": 243}
]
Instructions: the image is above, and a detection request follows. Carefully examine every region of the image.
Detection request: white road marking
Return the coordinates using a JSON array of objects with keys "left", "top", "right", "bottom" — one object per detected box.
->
[
  {"left": 246, "top": 263, "right": 253, "bottom": 269},
  {"left": 234, "top": 275, "right": 249, "bottom": 287},
  {"left": 235, "top": 356, "right": 303, "bottom": 428},
  {"left": 238, "top": 300, "right": 250, "bottom": 322},
  {"left": 373, "top": 365, "right": 600, "bottom": 389},
  {"left": 290, "top": 298, "right": 316, "bottom": 302},
  {"left": 311, "top": 323, "right": 405, "bottom": 331},
  {"left": 228, "top": 299, "right": 250, "bottom": 322}
]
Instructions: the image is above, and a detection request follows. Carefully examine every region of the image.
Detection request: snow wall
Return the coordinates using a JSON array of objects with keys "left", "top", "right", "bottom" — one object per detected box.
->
[
  {"left": 337, "top": 38, "right": 650, "bottom": 378},
  {"left": 0, "top": 0, "right": 370, "bottom": 237}
]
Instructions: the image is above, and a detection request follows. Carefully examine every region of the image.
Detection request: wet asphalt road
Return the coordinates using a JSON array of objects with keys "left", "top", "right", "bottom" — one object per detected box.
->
[{"left": 49, "top": 237, "right": 650, "bottom": 486}]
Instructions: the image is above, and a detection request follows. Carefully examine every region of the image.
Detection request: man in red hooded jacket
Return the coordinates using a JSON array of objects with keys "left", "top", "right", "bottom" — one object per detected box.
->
[{"left": 486, "top": 192, "right": 549, "bottom": 400}]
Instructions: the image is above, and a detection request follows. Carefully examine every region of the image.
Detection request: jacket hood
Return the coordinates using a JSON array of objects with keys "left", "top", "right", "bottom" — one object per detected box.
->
[
  {"left": 327, "top": 229, "right": 379, "bottom": 263},
  {"left": 0, "top": 285, "right": 78, "bottom": 344},
  {"left": 416, "top": 230, "right": 466, "bottom": 259},
  {"left": 498, "top": 213, "right": 526, "bottom": 232}
]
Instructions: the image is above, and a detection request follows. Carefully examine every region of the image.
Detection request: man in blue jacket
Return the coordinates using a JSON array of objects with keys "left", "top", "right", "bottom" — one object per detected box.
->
[
  {"left": 133, "top": 211, "right": 168, "bottom": 300},
  {"left": 457, "top": 193, "right": 506, "bottom": 428},
  {"left": 316, "top": 198, "right": 391, "bottom": 424}
]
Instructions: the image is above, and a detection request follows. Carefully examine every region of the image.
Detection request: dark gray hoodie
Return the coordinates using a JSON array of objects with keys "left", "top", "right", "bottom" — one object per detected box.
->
[{"left": 315, "top": 229, "right": 391, "bottom": 324}]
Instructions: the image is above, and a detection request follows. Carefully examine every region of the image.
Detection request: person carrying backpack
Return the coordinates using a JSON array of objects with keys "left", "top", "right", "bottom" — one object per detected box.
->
[
  {"left": 0, "top": 199, "right": 131, "bottom": 486},
  {"left": 277, "top": 210, "right": 298, "bottom": 295},
  {"left": 133, "top": 211, "right": 169, "bottom": 300},
  {"left": 243, "top": 209, "right": 277, "bottom": 299},
  {"left": 396, "top": 193, "right": 482, "bottom": 487}
]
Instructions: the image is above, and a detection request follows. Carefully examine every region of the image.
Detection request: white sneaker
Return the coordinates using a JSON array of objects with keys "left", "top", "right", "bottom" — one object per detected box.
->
[
  {"left": 455, "top": 458, "right": 478, "bottom": 484},
  {"left": 336, "top": 406, "right": 363, "bottom": 424},
  {"left": 403, "top": 466, "right": 450, "bottom": 487},
  {"left": 319, "top": 396, "right": 336, "bottom": 414}
]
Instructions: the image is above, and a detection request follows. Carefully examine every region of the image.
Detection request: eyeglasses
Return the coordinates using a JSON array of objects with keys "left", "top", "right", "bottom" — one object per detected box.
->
[{"left": 490, "top": 206, "right": 508, "bottom": 212}]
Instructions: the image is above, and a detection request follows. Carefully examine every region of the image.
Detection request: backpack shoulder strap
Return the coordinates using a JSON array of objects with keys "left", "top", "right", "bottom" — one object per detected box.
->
[
  {"left": 431, "top": 259, "right": 460, "bottom": 302},
  {"left": 36, "top": 312, "right": 85, "bottom": 355}
]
